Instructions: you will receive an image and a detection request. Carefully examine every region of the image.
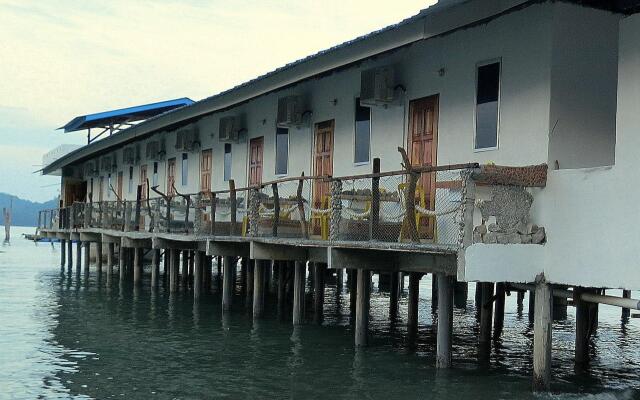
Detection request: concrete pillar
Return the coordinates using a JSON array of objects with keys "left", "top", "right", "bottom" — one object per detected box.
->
[
  {"left": 107, "top": 242, "right": 115, "bottom": 284},
  {"left": 293, "top": 261, "right": 306, "bottom": 325},
  {"left": 67, "top": 239, "right": 73, "bottom": 272},
  {"left": 389, "top": 271, "right": 399, "bottom": 320},
  {"left": 151, "top": 248, "right": 160, "bottom": 289},
  {"left": 119, "top": 246, "right": 126, "bottom": 282},
  {"left": 133, "top": 248, "right": 143, "bottom": 285},
  {"left": 82, "top": 242, "right": 90, "bottom": 276},
  {"left": 222, "top": 255, "right": 234, "bottom": 311},
  {"left": 436, "top": 274, "right": 453, "bottom": 368},
  {"left": 96, "top": 241, "right": 103, "bottom": 275},
  {"left": 622, "top": 290, "right": 631, "bottom": 319},
  {"left": 533, "top": 276, "right": 552, "bottom": 391},
  {"left": 76, "top": 241, "right": 82, "bottom": 272},
  {"left": 246, "top": 260, "right": 254, "bottom": 307},
  {"left": 253, "top": 260, "right": 266, "bottom": 318},
  {"left": 408, "top": 272, "right": 421, "bottom": 335},
  {"left": 493, "top": 282, "right": 506, "bottom": 340},
  {"left": 454, "top": 282, "right": 468, "bottom": 309},
  {"left": 169, "top": 249, "right": 179, "bottom": 293},
  {"left": 277, "top": 261, "right": 286, "bottom": 314},
  {"left": 194, "top": 251, "right": 203, "bottom": 300},
  {"left": 313, "top": 263, "right": 325, "bottom": 324},
  {"left": 479, "top": 282, "right": 494, "bottom": 347},
  {"left": 355, "top": 268, "right": 371, "bottom": 347},
  {"left": 60, "top": 239, "right": 66, "bottom": 269}
]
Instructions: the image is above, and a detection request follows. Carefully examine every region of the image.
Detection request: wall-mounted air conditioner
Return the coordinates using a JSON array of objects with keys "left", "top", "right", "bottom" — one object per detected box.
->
[
  {"left": 175, "top": 126, "right": 200, "bottom": 152},
  {"left": 123, "top": 147, "right": 136, "bottom": 165},
  {"left": 219, "top": 116, "right": 245, "bottom": 142},
  {"left": 360, "top": 66, "right": 395, "bottom": 106},
  {"left": 277, "top": 95, "right": 306, "bottom": 128}
]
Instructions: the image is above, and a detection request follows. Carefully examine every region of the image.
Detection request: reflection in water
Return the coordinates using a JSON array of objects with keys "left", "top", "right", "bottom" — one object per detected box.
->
[{"left": 1, "top": 227, "right": 640, "bottom": 399}]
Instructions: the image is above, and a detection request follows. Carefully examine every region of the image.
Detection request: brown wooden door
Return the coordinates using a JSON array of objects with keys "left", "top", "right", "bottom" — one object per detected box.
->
[
  {"left": 201, "top": 149, "right": 212, "bottom": 192},
  {"left": 249, "top": 137, "right": 264, "bottom": 186},
  {"left": 117, "top": 172, "right": 123, "bottom": 200},
  {"left": 167, "top": 158, "right": 176, "bottom": 196},
  {"left": 408, "top": 95, "right": 439, "bottom": 236},
  {"left": 140, "top": 165, "right": 148, "bottom": 200},
  {"left": 313, "top": 120, "right": 334, "bottom": 209}
]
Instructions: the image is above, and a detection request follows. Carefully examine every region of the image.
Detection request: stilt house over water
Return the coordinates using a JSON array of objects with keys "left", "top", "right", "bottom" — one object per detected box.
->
[{"left": 38, "top": 0, "right": 640, "bottom": 391}]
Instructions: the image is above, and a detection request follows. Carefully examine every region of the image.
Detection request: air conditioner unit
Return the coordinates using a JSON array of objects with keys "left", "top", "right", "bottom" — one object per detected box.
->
[
  {"left": 123, "top": 147, "right": 136, "bottom": 165},
  {"left": 146, "top": 141, "right": 161, "bottom": 160},
  {"left": 277, "top": 96, "right": 305, "bottom": 127},
  {"left": 360, "top": 66, "right": 395, "bottom": 106},
  {"left": 219, "top": 116, "right": 242, "bottom": 142},
  {"left": 175, "top": 126, "right": 200, "bottom": 152}
]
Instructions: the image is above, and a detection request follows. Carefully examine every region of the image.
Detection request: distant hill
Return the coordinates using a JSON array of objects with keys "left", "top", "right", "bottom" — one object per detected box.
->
[{"left": 0, "top": 193, "right": 58, "bottom": 227}]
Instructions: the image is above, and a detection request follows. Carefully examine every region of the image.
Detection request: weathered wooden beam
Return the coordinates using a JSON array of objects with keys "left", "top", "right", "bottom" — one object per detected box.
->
[
  {"left": 436, "top": 274, "right": 454, "bottom": 368},
  {"left": 533, "top": 274, "right": 552, "bottom": 391},
  {"left": 293, "top": 261, "right": 306, "bottom": 325},
  {"left": 222, "top": 255, "right": 234, "bottom": 311},
  {"left": 229, "top": 179, "right": 237, "bottom": 236},
  {"left": 272, "top": 183, "right": 280, "bottom": 237},
  {"left": 253, "top": 260, "right": 266, "bottom": 318},
  {"left": 355, "top": 268, "right": 370, "bottom": 347},
  {"left": 369, "top": 158, "right": 381, "bottom": 241},
  {"left": 296, "top": 173, "right": 308, "bottom": 239}
]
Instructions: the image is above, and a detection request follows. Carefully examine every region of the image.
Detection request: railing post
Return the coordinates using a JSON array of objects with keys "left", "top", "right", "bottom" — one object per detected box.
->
[
  {"left": 124, "top": 202, "right": 132, "bottom": 232},
  {"left": 69, "top": 205, "right": 75, "bottom": 230},
  {"left": 210, "top": 192, "right": 217, "bottom": 235},
  {"left": 248, "top": 187, "right": 260, "bottom": 237},
  {"left": 329, "top": 179, "right": 342, "bottom": 242},
  {"left": 296, "top": 174, "right": 308, "bottom": 239},
  {"left": 135, "top": 185, "right": 142, "bottom": 231},
  {"left": 229, "top": 179, "right": 237, "bottom": 236},
  {"left": 194, "top": 193, "right": 203, "bottom": 236},
  {"left": 271, "top": 183, "right": 280, "bottom": 237},
  {"left": 84, "top": 202, "right": 92, "bottom": 228},
  {"left": 369, "top": 158, "right": 381, "bottom": 241}
]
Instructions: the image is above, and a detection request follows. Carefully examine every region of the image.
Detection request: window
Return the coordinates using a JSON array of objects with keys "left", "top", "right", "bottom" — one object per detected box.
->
[
  {"left": 90, "top": 178, "right": 94, "bottom": 202},
  {"left": 224, "top": 143, "right": 232, "bottom": 181},
  {"left": 181, "top": 153, "right": 188, "bottom": 186},
  {"left": 128, "top": 167, "right": 134, "bottom": 193},
  {"left": 354, "top": 98, "right": 371, "bottom": 163},
  {"left": 152, "top": 162, "right": 158, "bottom": 187},
  {"left": 107, "top": 173, "right": 112, "bottom": 198},
  {"left": 475, "top": 61, "right": 501, "bottom": 150},
  {"left": 275, "top": 128, "right": 289, "bottom": 175}
]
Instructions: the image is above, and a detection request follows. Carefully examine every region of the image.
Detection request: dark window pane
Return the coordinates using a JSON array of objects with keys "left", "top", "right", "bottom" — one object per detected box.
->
[
  {"left": 152, "top": 162, "right": 158, "bottom": 186},
  {"left": 181, "top": 153, "right": 188, "bottom": 186},
  {"left": 224, "top": 143, "right": 232, "bottom": 181},
  {"left": 354, "top": 99, "right": 371, "bottom": 163},
  {"left": 275, "top": 127, "right": 288, "bottom": 175},
  {"left": 475, "top": 62, "right": 500, "bottom": 149}
]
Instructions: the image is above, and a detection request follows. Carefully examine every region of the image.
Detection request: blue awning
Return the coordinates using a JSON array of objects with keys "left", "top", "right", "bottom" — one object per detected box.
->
[{"left": 58, "top": 97, "right": 194, "bottom": 133}]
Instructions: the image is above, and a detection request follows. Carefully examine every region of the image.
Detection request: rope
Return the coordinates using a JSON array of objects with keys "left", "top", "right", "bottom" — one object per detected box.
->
[{"left": 415, "top": 203, "right": 461, "bottom": 217}]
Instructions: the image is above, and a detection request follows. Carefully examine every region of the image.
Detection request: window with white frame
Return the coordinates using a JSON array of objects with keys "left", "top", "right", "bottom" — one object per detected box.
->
[
  {"left": 475, "top": 61, "right": 501, "bottom": 150},
  {"left": 275, "top": 127, "right": 289, "bottom": 175},
  {"left": 354, "top": 98, "right": 371, "bottom": 164}
]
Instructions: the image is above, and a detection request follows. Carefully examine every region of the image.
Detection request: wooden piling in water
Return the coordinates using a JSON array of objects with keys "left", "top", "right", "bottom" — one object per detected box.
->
[
  {"left": 60, "top": 239, "right": 66, "bottom": 269},
  {"left": 169, "top": 249, "right": 179, "bottom": 293},
  {"left": 246, "top": 260, "right": 254, "bottom": 307},
  {"left": 408, "top": 272, "right": 421, "bottom": 336},
  {"left": 107, "top": 243, "right": 114, "bottom": 284},
  {"left": 277, "top": 262, "right": 286, "bottom": 315},
  {"left": 575, "top": 287, "right": 598, "bottom": 366},
  {"left": 529, "top": 290, "right": 536, "bottom": 323},
  {"left": 67, "top": 239, "right": 73, "bottom": 272},
  {"left": 96, "top": 242, "right": 103, "bottom": 275},
  {"left": 119, "top": 246, "right": 126, "bottom": 283},
  {"left": 181, "top": 251, "right": 189, "bottom": 290},
  {"left": 194, "top": 251, "right": 203, "bottom": 300},
  {"left": 493, "top": 283, "right": 506, "bottom": 340},
  {"left": 479, "top": 282, "right": 494, "bottom": 350},
  {"left": 83, "top": 242, "right": 90, "bottom": 277},
  {"left": 389, "top": 271, "right": 399, "bottom": 320},
  {"left": 151, "top": 249, "right": 160, "bottom": 289},
  {"left": 222, "top": 255, "right": 234, "bottom": 311},
  {"left": 293, "top": 261, "right": 306, "bottom": 325},
  {"left": 253, "top": 260, "right": 266, "bottom": 318},
  {"left": 454, "top": 281, "right": 468, "bottom": 308},
  {"left": 349, "top": 270, "right": 357, "bottom": 318},
  {"left": 76, "top": 241, "right": 82, "bottom": 272},
  {"left": 313, "top": 263, "right": 326, "bottom": 324},
  {"left": 533, "top": 275, "right": 552, "bottom": 391},
  {"left": 436, "top": 274, "right": 453, "bottom": 368},
  {"left": 622, "top": 290, "right": 631, "bottom": 319},
  {"left": 355, "top": 268, "right": 371, "bottom": 347},
  {"left": 133, "top": 248, "right": 142, "bottom": 285}
]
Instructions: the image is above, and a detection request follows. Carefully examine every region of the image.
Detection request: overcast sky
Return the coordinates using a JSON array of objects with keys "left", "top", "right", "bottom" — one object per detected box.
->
[{"left": 0, "top": 0, "right": 435, "bottom": 202}]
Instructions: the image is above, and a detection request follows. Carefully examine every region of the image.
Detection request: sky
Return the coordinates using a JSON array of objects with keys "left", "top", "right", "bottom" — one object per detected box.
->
[{"left": 0, "top": 0, "right": 435, "bottom": 202}]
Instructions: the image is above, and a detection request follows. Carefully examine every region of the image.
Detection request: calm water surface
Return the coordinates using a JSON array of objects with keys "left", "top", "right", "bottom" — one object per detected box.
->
[{"left": 1, "top": 226, "right": 639, "bottom": 399}]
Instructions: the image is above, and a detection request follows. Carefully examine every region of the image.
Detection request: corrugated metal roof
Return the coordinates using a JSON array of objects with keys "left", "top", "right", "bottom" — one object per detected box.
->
[{"left": 58, "top": 97, "right": 194, "bottom": 133}]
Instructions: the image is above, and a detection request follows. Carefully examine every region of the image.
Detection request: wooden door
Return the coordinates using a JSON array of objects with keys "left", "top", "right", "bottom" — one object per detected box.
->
[
  {"left": 116, "top": 172, "right": 123, "bottom": 200},
  {"left": 140, "top": 165, "right": 148, "bottom": 200},
  {"left": 408, "top": 95, "right": 439, "bottom": 236},
  {"left": 201, "top": 149, "right": 212, "bottom": 192},
  {"left": 313, "top": 120, "right": 334, "bottom": 209},
  {"left": 249, "top": 137, "right": 264, "bottom": 186},
  {"left": 167, "top": 158, "right": 176, "bottom": 196}
]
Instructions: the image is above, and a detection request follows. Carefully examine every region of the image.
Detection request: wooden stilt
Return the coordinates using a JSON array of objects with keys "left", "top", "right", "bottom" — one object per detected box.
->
[
  {"left": 479, "top": 282, "right": 494, "bottom": 346},
  {"left": 119, "top": 246, "right": 126, "bottom": 283},
  {"left": 194, "top": 251, "right": 203, "bottom": 300},
  {"left": 454, "top": 281, "right": 468, "bottom": 308},
  {"left": 431, "top": 274, "right": 438, "bottom": 311},
  {"left": 622, "top": 290, "right": 631, "bottom": 319},
  {"left": 408, "top": 272, "right": 421, "bottom": 335},
  {"left": 222, "top": 255, "right": 234, "bottom": 311},
  {"left": 61, "top": 239, "right": 66, "bottom": 269},
  {"left": 67, "top": 239, "right": 73, "bottom": 272},
  {"left": 355, "top": 269, "right": 371, "bottom": 347},
  {"left": 475, "top": 282, "right": 483, "bottom": 321},
  {"left": 436, "top": 274, "right": 453, "bottom": 368},
  {"left": 189, "top": 250, "right": 195, "bottom": 286},
  {"left": 278, "top": 261, "right": 286, "bottom": 315},
  {"left": 204, "top": 255, "right": 212, "bottom": 293},
  {"left": 163, "top": 251, "right": 170, "bottom": 284},
  {"left": 389, "top": 271, "right": 399, "bottom": 320},
  {"left": 133, "top": 248, "right": 142, "bottom": 285},
  {"left": 181, "top": 251, "right": 189, "bottom": 290},
  {"left": 96, "top": 241, "right": 103, "bottom": 275},
  {"left": 83, "top": 242, "right": 90, "bottom": 277},
  {"left": 517, "top": 291, "right": 525, "bottom": 310},
  {"left": 533, "top": 275, "right": 552, "bottom": 391},
  {"left": 336, "top": 268, "right": 344, "bottom": 293},
  {"left": 313, "top": 263, "right": 325, "bottom": 324},
  {"left": 493, "top": 282, "right": 506, "bottom": 340},
  {"left": 246, "top": 259, "right": 254, "bottom": 307},
  {"left": 253, "top": 260, "right": 265, "bottom": 318},
  {"left": 106, "top": 242, "right": 114, "bottom": 285},
  {"left": 76, "top": 241, "right": 82, "bottom": 273},
  {"left": 151, "top": 249, "right": 160, "bottom": 289},
  {"left": 528, "top": 290, "right": 536, "bottom": 323},
  {"left": 169, "top": 249, "right": 179, "bottom": 293},
  {"left": 293, "top": 261, "right": 306, "bottom": 325},
  {"left": 349, "top": 270, "right": 357, "bottom": 318}
]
